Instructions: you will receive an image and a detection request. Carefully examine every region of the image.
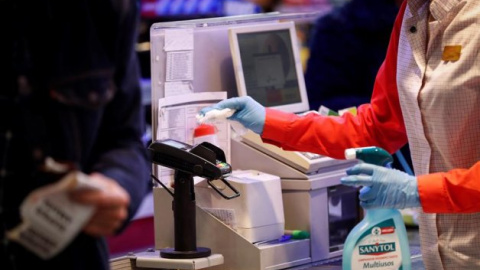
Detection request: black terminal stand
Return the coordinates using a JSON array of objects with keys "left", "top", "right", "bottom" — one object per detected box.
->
[{"left": 148, "top": 139, "right": 240, "bottom": 259}]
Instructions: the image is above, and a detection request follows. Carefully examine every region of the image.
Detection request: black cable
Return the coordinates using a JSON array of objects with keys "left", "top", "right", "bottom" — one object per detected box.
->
[{"left": 150, "top": 173, "right": 174, "bottom": 197}]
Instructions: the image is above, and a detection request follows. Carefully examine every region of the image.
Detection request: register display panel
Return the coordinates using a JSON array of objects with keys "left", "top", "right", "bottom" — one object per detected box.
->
[{"left": 229, "top": 21, "right": 309, "bottom": 114}]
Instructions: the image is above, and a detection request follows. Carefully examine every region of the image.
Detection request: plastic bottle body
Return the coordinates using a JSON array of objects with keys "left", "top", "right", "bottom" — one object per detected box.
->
[
  {"left": 342, "top": 209, "right": 411, "bottom": 270},
  {"left": 194, "top": 133, "right": 218, "bottom": 146}
]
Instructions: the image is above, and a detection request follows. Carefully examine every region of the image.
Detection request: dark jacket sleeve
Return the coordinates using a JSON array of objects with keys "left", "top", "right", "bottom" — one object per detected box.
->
[{"left": 88, "top": 0, "right": 150, "bottom": 229}]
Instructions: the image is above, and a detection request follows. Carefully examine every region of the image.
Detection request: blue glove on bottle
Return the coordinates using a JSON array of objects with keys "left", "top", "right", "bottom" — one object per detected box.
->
[
  {"left": 199, "top": 96, "right": 266, "bottom": 134},
  {"left": 340, "top": 163, "right": 421, "bottom": 209}
]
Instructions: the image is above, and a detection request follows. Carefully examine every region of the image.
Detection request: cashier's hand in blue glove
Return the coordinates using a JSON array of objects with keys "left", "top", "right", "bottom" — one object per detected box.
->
[
  {"left": 199, "top": 96, "right": 266, "bottom": 135},
  {"left": 340, "top": 163, "right": 421, "bottom": 209}
]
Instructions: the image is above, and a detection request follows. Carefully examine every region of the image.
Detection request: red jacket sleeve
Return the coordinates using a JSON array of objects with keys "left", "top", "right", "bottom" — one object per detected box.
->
[
  {"left": 418, "top": 161, "right": 480, "bottom": 213},
  {"left": 262, "top": 2, "right": 408, "bottom": 160}
]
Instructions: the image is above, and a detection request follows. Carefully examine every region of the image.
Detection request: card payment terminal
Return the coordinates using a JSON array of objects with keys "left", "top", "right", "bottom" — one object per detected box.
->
[{"left": 148, "top": 139, "right": 240, "bottom": 259}]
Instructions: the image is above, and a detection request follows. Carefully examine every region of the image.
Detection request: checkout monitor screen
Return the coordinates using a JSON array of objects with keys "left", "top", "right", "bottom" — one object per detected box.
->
[{"left": 229, "top": 21, "right": 309, "bottom": 114}]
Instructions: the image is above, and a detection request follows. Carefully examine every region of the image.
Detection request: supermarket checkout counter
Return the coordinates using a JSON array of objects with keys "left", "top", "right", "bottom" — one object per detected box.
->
[
  {"left": 110, "top": 138, "right": 425, "bottom": 270},
  {"left": 110, "top": 227, "right": 424, "bottom": 269}
]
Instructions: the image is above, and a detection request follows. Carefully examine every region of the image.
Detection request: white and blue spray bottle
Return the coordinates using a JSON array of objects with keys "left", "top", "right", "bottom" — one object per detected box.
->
[{"left": 342, "top": 146, "right": 411, "bottom": 270}]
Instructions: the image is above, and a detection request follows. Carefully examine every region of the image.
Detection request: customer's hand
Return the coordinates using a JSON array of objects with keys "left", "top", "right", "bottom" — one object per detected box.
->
[
  {"left": 199, "top": 96, "right": 266, "bottom": 134},
  {"left": 69, "top": 173, "right": 130, "bottom": 237},
  {"left": 340, "top": 163, "right": 420, "bottom": 209}
]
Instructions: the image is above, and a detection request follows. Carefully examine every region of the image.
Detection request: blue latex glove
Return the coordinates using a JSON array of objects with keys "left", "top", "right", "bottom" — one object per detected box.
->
[
  {"left": 199, "top": 96, "right": 266, "bottom": 134},
  {"left": 340, "top": 163, "right": 421, "bottom": 209}
]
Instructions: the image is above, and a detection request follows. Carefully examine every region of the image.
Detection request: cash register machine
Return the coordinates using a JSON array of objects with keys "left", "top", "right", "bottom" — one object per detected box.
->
[
  {"left": 227, "top": 20, "right": 359, "bottom": 263},
  {"left": 138, "top": 13, "right": 361, "bottom": 270}
]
